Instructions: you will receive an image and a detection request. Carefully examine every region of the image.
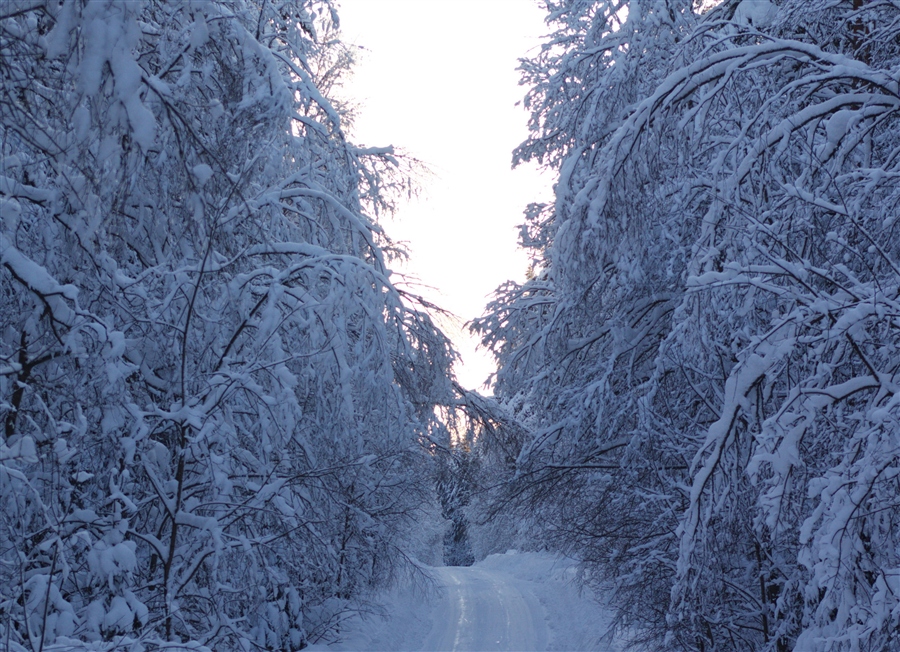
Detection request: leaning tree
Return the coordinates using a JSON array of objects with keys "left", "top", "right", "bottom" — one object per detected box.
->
[
  {"left": 1, "top": 1, "right": 455, "bottom": 649},
  {"left": 476, "top": 1, "right": 900, "bottom": 650}
]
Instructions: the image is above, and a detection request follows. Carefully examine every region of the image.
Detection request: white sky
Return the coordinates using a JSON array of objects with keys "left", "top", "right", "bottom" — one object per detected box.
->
[{"left": 336, "top": 0, "right": 551, "bottom": 392}]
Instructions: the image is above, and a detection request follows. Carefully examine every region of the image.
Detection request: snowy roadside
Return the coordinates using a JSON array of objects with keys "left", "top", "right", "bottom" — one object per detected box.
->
[{"left": 310, "top": 551, "right": 621, "bottom": 651}]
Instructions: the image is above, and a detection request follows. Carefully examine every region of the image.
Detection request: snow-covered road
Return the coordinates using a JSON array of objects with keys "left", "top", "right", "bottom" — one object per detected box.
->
[
  {"left": 319, "top": 551, "right": 621, "bottom": 652},
  {"left": 420, "top": 566, "right": 550, "bottom": 651}
]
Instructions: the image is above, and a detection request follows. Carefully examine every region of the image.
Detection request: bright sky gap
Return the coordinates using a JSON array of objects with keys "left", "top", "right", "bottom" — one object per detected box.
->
[{"left": 337, "top": 0, "right": 552, "bottom": 392}]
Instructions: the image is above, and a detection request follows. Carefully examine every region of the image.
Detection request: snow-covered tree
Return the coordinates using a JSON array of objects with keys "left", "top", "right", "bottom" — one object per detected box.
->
[
  {"left": 1, "top": 1, "right": 454, "bottom": 649},
  {"left": 476, "top": 1, "right": 900, "bottom": 650}
]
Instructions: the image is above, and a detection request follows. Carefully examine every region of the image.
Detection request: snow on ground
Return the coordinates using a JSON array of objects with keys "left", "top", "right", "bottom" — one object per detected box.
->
[{"left": 311, "top": 551, "right": 621, "bottom": 651}]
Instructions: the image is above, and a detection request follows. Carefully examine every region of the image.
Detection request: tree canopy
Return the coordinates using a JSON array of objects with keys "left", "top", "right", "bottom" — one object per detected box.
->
[
  {"left": 1, "top": 1, "right": 457, "bottom": 649},
  {"left": 474, "top": 1, "right": 900, "bottom": 650}
]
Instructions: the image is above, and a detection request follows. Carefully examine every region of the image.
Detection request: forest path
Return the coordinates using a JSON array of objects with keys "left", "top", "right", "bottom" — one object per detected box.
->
[
  {"left": 419, "top": 565, "right": 550, "bottom": 651},
  {"left": 317, "top": 551, "right": 622, "bottom": 652}
]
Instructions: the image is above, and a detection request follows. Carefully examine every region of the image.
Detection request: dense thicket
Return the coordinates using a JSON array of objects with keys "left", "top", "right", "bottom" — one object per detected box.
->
[
  {"left": 474, "top": 1, "right": 900, "bottom": 650},
  {"left": 0, "top": 1, "right": 455, "bottom": 649}
]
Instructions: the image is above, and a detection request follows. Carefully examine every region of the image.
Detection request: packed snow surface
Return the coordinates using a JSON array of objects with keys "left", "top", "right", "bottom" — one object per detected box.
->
[{"left": 314, "top": 551, "right": 621, "bottom": 651}]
